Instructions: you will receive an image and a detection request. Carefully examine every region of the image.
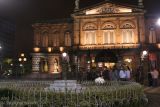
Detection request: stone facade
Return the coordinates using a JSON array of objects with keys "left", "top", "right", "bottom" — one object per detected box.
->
[{"left": 31, "top": 1, "right": 160, "bottom": 78}]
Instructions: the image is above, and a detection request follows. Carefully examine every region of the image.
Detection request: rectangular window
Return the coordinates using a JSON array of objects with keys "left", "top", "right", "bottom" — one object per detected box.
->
[
  {"left": 149, "top": 29, "right": 156, "bottom": 43},
  {"left": 85, "top": 31, "right": 96, "bottom": 44},
  {"left": 122, "top": 30, "right": 133, "bottom": 43},
  {"left": 53, "top": 35, "right": 59, "bottom": 46},
  {"left": 65, "top": 33, "right": 71, "bottom": 46},
  {"left": 103, "top": 30, "right": 115, "bottom": 44}
]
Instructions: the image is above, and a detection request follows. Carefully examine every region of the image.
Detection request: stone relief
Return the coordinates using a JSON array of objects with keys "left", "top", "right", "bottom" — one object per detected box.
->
[{"left": 97, "top": 6, "right": 120, "bottom": 14}]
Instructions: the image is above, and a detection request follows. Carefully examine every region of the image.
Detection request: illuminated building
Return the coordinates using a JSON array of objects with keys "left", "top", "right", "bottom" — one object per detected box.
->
[{"left": 31, "top": 1, "right": 159, "bottom": 77}]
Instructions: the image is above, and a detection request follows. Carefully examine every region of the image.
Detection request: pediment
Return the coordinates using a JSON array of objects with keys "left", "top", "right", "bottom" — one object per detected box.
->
[{"left": 74, "top": 2, "right": 144, "bottom": 16}]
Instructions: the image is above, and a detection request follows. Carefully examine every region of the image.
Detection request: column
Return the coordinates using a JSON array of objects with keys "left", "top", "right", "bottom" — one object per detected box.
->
[{"left": 32, "top": 54, "right": 40, "bottom": 72}]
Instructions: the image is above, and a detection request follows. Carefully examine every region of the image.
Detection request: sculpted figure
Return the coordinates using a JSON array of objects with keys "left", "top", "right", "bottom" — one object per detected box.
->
[{"left": 75, "top": 0, "right": 79, "bottom": 10}]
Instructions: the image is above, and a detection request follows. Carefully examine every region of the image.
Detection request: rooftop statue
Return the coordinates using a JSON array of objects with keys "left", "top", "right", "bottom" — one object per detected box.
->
[{"left": 75, "top": 0, "right": 79, "bottom": 10}]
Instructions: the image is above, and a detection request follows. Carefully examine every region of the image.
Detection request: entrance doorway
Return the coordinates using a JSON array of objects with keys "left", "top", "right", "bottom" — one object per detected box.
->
[{"left": 40, "top": 57, "right": 48, "bottom": 73}]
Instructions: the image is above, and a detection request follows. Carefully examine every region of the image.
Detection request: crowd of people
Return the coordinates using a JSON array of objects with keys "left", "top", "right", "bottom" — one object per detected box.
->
[
  {"left": 79, "top": 65, "right": 159, "bottom": 87},
  {"left": 81, "top": 65, "right": 132, "bottom": 81}
]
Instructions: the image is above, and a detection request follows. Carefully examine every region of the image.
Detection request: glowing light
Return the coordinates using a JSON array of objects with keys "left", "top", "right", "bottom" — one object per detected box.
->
[
  {"left": 62, "top": 52, "right": 67, "bottom": 57},
  {"left": 18, "top": 58, "right": 22, "bottom": 62},
  {"left": 48, "top": 47, "right": 52, "bottom": 53},
  {"left": 21, "top": 53, "right": 24, "bottom": 57},
  {"left": 92, "top": 59, "right": 95, "bottom": 63},
  {"left": 34, "top": 47, "right": 40, "bottom": 52},
  {"left": 124, "top": 58, "right": 132, "bottom": 63},
  {"left": 98, "top": 62, "right": 103, "bottom": 67},
  {"left": 157, "top": 18, "right": 160, "bottom": 26},
  {"left": 142, "top": 50, "right": 148, "bottom": 56},
  {"left": 59, "top": 47, "right": 64, "bottom": 52},
  {"left": 24, "top": 58, "right": 27, "bottom": 62},
  {"left": 20, "top": 64, "right": 23, "bottom": 67}
]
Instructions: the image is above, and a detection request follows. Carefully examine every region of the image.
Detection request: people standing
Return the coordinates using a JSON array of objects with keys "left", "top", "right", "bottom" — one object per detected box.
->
[
  {"left": 119, "top": 67, "right": 126, "bottom": 81},
  {"left": 148, "top": 71, "right": 153, "bottom": 87},
  {"left": 135, "top": 66, "right": 144, "bottom": 84},
  {"left": 125, "top": 66, "right": 131, "bottom": 81},
  {"left": 151, "top": 68, "right": 159, "bottom": 87},
  {"left": 102, "top": 67, "right": 110, "bottom": 80},
  {"left": 111, "top": 66, "right": 119, "bottom": 81}
]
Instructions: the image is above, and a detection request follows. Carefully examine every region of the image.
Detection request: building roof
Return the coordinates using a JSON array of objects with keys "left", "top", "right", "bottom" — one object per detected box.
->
[{"left": 74, "top": 0, "right": 144, "bottom": 14}]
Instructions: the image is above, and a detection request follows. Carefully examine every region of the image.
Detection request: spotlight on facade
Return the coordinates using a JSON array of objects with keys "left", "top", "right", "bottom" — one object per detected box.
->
[
  {"left": 33, "top": 47, "right": 40, "bottom": 52},
  {"left": 48, "top": 47, "right": 52, "bottom": 53},
  {"left": 60, "top": 47, "right": 64, "bottom": 52}
]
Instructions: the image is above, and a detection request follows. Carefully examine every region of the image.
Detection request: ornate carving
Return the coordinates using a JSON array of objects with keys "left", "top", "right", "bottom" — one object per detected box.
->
[
  {"left": 120, "top": 21, "right": 135, "bottom": 29},
  {"left": 83, "top": 22, "right": 97, "bottom": 31},
  {"left": 101, "top": 22, "right": 116, "bottom": 30},
  {"left": 97, "top": 6, "right": 120, "bottom": 14}
]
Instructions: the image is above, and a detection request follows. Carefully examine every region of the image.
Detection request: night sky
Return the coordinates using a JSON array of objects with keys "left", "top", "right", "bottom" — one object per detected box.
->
[{"left": 0, "top": 0, "right": 159, "bottom": 56}]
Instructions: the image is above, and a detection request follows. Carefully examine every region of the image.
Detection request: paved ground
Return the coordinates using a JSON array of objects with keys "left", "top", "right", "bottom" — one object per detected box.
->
[{"left": 144, "top": 87, "right": 160, "bottom": 107}]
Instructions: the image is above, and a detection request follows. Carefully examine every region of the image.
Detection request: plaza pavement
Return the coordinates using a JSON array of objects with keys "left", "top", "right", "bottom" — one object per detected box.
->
[{"left": 144, "top": 87, "right": 160, "bottom": 107}]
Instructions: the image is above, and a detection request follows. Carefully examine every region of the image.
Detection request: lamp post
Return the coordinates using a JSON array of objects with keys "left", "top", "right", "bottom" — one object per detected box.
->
[
  {"left": 18, "top": 53, "right": 27, "bottom": 75},
  {"left": 62, "top": 52, "right": 69, "bottom": 80},
  {"left": 61, "top": 52, "right": 69, "bottom": 107},
  {"left": 140, "top": 50, "right": 149, "bottom": 84}
]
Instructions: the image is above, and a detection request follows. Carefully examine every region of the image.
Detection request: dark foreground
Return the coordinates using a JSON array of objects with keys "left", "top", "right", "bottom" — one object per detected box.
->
[{"left": 144, "top": 87, "right": 160, "bottom": 107}]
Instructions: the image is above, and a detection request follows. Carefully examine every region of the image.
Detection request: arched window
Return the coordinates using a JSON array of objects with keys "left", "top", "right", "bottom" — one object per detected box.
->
[
  {"left": 101, "top": 22, "right": 116, "bottom": 44},
  {"left": 149, "top": 27, "right": 156, "bottom": 43},
  {"left": 83, "top": 23, "right": 97, "bottom": 45},
  {"left": 52, "top": 31, "right": 59, "bottom": 46},
  {"left": 83, "top": 23, "right": 97, "bottom": 30},
  {"left": 41, "top": 31, "right": 49, "bottom": 47},
  {"left": 121, "top": 22, "right": 135, "bottom": 43},
  {"left": 65, "top": 32, "right": 71, "bottom": 46}
]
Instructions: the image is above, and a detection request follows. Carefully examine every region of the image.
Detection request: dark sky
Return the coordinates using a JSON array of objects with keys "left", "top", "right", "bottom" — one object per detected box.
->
[{"left": 0, "top": 0, "right": 159, "bottom": 56}]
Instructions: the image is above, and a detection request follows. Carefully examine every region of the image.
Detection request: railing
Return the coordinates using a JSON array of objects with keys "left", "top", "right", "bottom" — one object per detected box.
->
[
  {"left": 0, "top": 80, "right": 147, "bottom": 107},
  {"left": 79, "top": 43, "right": 140, "bottom": 50}
]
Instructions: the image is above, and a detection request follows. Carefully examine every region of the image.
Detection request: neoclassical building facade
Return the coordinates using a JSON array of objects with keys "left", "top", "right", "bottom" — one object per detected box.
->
[{"left": 31, "top": 0, "right": 160, "bottom": 77}]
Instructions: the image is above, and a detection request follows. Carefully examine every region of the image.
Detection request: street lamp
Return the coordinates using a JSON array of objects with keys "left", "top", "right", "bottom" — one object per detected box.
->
[
  {"left": 18, "top": 53, "right": 27, "bottom": 75},
  {"left": 61, "top": 52, "right": 69, "bottom": 80},
  {"left": 141, "top": 50, "right": 148, "bottom": 61},
  {"left": 62, "top": 52, "right": 67, "bottom": 58}
]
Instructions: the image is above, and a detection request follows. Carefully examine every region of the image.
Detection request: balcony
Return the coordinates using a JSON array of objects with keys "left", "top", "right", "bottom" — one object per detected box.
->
[{"left": 78, "top": 43, "right": 140, "bottom": 50}]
